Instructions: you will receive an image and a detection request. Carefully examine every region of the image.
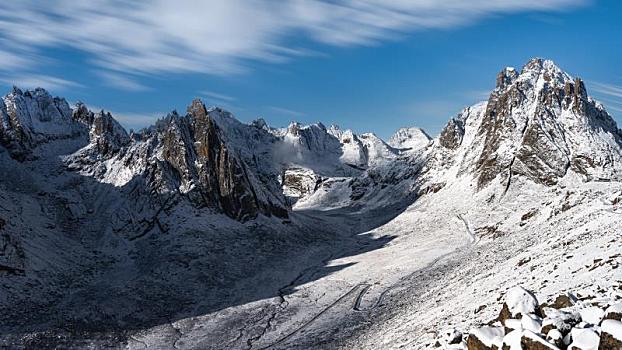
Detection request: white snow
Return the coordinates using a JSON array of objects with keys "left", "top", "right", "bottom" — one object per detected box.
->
[
  {"left": 568, "top": 327, "right": 600, "bottom": 350},
  {"left": 579, "top": 306, "right": 605, "bottom": 325},
  {"left": 388, "top": 127, "right": 431, "bottom": 152},
  {"left": 505, "top": 318, "right": 522, "bottom": 330},
  {"left": 506, "top": 286, "right": 539, "bottom": 317},
  {"left": 521, "top": 314, "right": 542, "bottom": 333},
  {"left": 471, "top": 326, "right": 504, "bottom": 347},
  {"left": 502, "top": 329, "right": 522, "bottom": 349},
  {"left": 602, "top": 319, "right": 622, "bottom": 341}
]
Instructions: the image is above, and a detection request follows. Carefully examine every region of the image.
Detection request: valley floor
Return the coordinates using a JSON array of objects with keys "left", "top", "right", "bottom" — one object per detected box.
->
[
  {"left": 2, "top": 162, "right": 621, "bottom": 349},
  {"left": 119, "top": 179, "right": 622, "bottom": 349}
]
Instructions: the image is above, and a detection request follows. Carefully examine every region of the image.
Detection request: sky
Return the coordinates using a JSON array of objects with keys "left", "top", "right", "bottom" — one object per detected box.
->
[{"left": 0, "top": 0, "right": 620, "bottom": 139}]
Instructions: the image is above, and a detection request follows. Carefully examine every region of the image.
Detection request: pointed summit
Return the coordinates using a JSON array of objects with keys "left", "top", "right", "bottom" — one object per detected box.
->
[
  {"left": 435, "top": 58, "right": 622, "bottom": 189},
  {"left": 187, "top": 98, "right": 208, "bottom": 120}
]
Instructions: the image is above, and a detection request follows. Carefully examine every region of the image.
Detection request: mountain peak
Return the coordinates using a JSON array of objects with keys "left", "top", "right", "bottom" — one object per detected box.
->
[
  {"left": 187, "top": 98, "right": 208, "bottom": 120},
  {"left": 518, "top": 57, "right": 572, "bottom": 86},
  {"left": 464, "top": 58, "right": 622, "bottom": 188},
  {"left": 388, "top": 127, "right": 431, "bottom": 151}
]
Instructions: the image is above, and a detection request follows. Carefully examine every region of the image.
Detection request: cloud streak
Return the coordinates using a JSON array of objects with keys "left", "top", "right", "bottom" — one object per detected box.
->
[
  {"left": 588, "top": 82, "right": 622, "bottom": 117},
  {"left": 590, "top": 82, "right": 622, "bottom": 99},
  {"left": 0, "top": 74, "right": 82, "bottom": 91},
  {"left": 96, "top": 71, "right": 151, "bottom": 92},
  {"left": 267, "top": 106, "right": 305, "bottom": 117},
  {"left": 0, "top": 0, "right": 587, "bottom": 80},
  {"left": 200, "top": 90, "right": 236, "bottom": 102}
]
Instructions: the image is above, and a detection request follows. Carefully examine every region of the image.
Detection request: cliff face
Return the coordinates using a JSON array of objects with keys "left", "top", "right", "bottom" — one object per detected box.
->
[{"left": 76, "top": 99, "right": 289, "bottom": 221}]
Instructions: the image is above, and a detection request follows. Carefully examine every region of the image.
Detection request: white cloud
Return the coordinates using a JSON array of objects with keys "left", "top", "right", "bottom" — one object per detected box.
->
[
  {"left": 0, "top": 49, "right": 32, "bottom": 70},
  {"left": 96, "top": 71, "right": 151, "bottom": 92},
  {"left": 588, "top": 82, "right": 622, "bottom": 119},
  {"left": 0, "top": 0, "right": 587, "bottom": 78},
  {"left": 267, "top": 106, "right": 305, "bottom": 117},
  {"left": 589, "top": 82, "right": 622, "bottom": 99},
  {"left": 608, "top": 105, "right": 622, "bottom": 113},
  {"left": 0, "top": 74, "right": 82, "bottom": 91},
  {"left": 200, "top": 90, "right": 236, "bottom": 102}
]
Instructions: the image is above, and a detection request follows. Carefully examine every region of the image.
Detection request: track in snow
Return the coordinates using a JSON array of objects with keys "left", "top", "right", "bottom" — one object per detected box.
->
[
  {"left": 457, "top": 214, "right": 477, "bottom": 244},
  {"left": 255, "top": 283, "right": 369, "bottom": 350}
]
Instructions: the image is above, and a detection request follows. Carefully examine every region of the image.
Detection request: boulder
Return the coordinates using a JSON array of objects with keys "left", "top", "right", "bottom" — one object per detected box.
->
[
  {"left": 579, "top": 306, "right": 605, "bottom": 325},
  {"left": 498, "top": 287, "right": 542, "bottom": 325},
  {"left": 467, "top": 326, "right": 504, "bottom": 350},
  {"left": 568, "top": 327, "right": 600, "bottom": 350},
  {"left": 604, "top": 303, "right": 622, "bottom": 321},
  {"left": 541, "top": 309, "right": 581, "bottom": 335},
  {"left": 441, "top": 328, "right": 464, "bottom": 345},
  {"left": 520, "top": 330, "right": 560, "bottom": 349},
  {"left": 551, "top": 294, "right": 575, "bottom": 309},
  {"left": 600, "top": 320, "right": 622, "bottom": 350}
]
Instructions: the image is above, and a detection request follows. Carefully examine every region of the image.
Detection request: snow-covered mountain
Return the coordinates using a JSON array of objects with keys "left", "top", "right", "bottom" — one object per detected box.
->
[
  {"left": 388, "top": 126, "right": 432, "bottom": 152},
  {"left": 1, "top": 58, "right": 621, "bottom": 349}
]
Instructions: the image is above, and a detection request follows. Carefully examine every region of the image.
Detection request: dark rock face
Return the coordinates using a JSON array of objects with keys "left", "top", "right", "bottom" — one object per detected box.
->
[
  {"left": 186, "top": 100, "right": 263, "bottom": 220},
  {"left": 600, "top": 332, "right": 622, "bottom": 350},
  {"left": 520, "top": 334, "right": 556, "bottom": 349},
  {"left": 466, "top": 333, "right": 498, "bottom": 350},
  {"left": 125, "top": 100, "right": 288, "bottom": 221},
  {"left": 0, "top": 229, "right": 25, "bottom": 276},
  {"left": 72, "top": 103, "right": 130, "bottom": 156},
  {"left": 551, "top": 294, "right": 574, "bottom": 309},
  {"left": 439, "top": 118, "right": 465, "bottom": 150},
  {"left": 475, "top": 67, "right": 525, "bottom": 188}
]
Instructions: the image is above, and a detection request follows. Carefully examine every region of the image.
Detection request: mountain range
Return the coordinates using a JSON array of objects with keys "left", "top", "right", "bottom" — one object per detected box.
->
[{"left": 1, "top": 58, "right": 621, "bottom": 349}]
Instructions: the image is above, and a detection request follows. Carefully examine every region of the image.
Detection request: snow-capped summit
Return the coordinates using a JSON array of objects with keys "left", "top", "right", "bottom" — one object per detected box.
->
[
  {"left": 0, "top": 87, "right": 85, "bottom": 160},
  {"left": 388, "top": 127, "right": 432, "bottom": 152},
  {"left": 432, "top": 57, "right": 622, "bottom": 190}
]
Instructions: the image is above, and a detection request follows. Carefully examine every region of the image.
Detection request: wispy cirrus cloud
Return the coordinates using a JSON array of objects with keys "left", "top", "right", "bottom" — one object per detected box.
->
[
  {"left": 200, "top": 90, "right": 236, "bottom": 102},
  {"left": 590, "top": 82, "right": 622, "bottom": 99},
  {"left": 96, "top": 71, "right": 151, "bottom": 92},
  {"left": 588, "top": 81, "right": 622, "bottom": 115},
  {"left": 267, "top": 106, "right": 305, "bottom": 117},
  {"left": 0, "top": 0, "right": 587, "bottom": 82},
  {"left": 0, "top": 74, "right": 82, "bottom": 91}
]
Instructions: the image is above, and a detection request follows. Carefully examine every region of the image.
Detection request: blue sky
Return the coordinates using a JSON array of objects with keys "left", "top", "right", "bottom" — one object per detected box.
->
[{"left": 0, "top": 0, "right": 620, "bottom": 139}]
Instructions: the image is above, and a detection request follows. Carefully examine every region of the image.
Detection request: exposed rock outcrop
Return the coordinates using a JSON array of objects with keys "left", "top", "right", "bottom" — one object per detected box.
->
[{"left": 439, "top": 118, "right": 465, "bottom": 150}]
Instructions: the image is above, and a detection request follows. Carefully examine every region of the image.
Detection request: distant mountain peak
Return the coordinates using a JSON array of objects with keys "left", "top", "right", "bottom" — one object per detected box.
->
[{"left": 388, "top": 127, "right": 431, "bottom": 151}]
